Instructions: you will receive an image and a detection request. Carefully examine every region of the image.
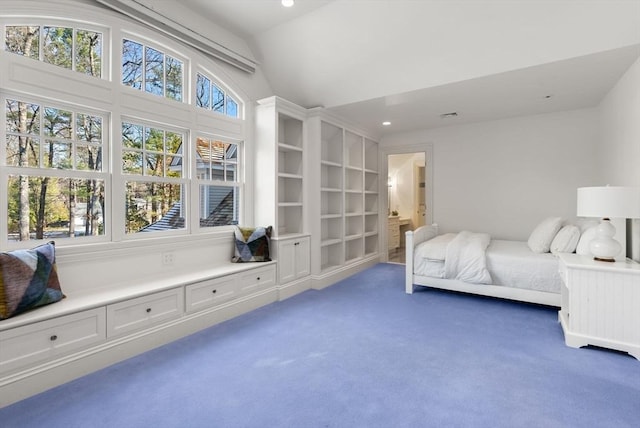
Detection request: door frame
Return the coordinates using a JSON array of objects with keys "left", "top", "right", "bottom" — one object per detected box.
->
[{"left": 380, "top": 143, "right": 433, "bottom": 262}]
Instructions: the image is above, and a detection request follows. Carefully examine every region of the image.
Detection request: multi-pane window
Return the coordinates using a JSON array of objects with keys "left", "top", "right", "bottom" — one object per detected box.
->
[
  {"left": 5, "top": 25, "right": 102, "bottom": 77},
  {"left": 122, "top": 39, "right": 183, "bottom": 102},
  {"left": 196, "top": 73, "right": 239, "bottom": 118},
  {"left": 4, "top": 98, "right": 106, "bottom": 241},
  {"left": 122, "top": 122, "right": 186, "bottom": 234},
  {"left": 2, "top": 15, "right": 245, "bottom": 248},
  {"left": 195, "top": 137, "right": 239, "bottom": 227}
]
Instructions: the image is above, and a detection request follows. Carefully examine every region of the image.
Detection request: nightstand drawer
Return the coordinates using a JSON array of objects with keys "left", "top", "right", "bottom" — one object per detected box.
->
[
  {"left": 0, "top": 308, "right": 106, "bottom": 373},
  {"left": 107, "top": 288, "right": 183, "bottom": 337}
]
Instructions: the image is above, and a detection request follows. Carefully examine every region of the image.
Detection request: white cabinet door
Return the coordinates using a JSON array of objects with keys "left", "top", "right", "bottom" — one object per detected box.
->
[
  {"left": 277, "top": 236, "right": 310, "bottom": 284},
  {"left": 278, "top": 239, "right": 297, "bottom": 284},
  {"left": 294, "top": 236, "right": 311, "bottom": 278}
]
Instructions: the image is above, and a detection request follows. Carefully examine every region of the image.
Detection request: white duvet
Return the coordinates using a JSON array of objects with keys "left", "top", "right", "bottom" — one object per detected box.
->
[{"left": 414, "top": 231, "right": 492, "bottom": 284}]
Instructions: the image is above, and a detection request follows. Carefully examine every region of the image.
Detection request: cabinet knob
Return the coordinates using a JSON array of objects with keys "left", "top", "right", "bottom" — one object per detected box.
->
[
  {"left": 212, "top": 289, "right": 217, "bottom": 294},
  {"left": 257, "top": 277, "right": 261, "bottom": 280},
  {"left": 146, "top": 308, "right": 152, "bottom": 313},
  {"left": 50, "top": 335, "right": 58, "bottom": 341}
]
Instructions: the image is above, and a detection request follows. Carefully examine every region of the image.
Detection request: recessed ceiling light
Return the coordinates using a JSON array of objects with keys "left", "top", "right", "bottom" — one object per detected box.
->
[
  {"left": 382, "top": 121, "right": 391, "bottom": 126},
  {"left": 282, "top": 0, "right": 294, "bottom": 7}
]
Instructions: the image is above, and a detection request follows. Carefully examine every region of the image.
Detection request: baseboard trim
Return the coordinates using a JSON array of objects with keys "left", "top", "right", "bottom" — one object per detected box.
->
[
  {"left": 278, "top": 276, "right": 311, "bottom": 300},
  {"left": 311, "top": 256, "right": 379, "bottom": 290}
]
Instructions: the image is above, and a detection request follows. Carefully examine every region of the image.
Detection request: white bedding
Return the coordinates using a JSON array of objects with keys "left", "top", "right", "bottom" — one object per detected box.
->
[
  {"left": 444, "top": 231, "right": 492, "bottom": 284},
  {"left": 414, "top": 237, "right": 562, "bottom": 294},
  {"left": 486, "top": 240, "right": 562, "bottom": 293}
]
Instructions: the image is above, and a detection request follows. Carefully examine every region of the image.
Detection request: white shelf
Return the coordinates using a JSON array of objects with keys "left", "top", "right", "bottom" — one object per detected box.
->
[
  {"left": 321, "top": 238, "right": 342, "bottom": 247},
  {"left": 278, "top": 172, "right": 303, "bottom": 180},
  {"left": 321, "top": 160, "right": 342, "bottom": 168},
  {"left": 315, "top": 116, "right": 378, "bottom": 276},
  {"left": 278, "top": 143, "right": 303, "bottom": 152}
]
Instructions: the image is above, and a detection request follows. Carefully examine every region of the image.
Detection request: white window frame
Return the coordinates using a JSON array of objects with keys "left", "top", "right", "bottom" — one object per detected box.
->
[
  {"left": 0, "top": 4, "right": 249, "bottom": 252},
  {"left": 191, "top": 133, "right": 243, "bottom": 232},
  {"left": 0, "top": 92, "right": 111, "bottom": 248}
]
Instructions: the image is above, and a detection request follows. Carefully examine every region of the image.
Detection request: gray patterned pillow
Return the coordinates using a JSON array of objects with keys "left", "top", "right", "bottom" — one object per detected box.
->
[{"left": 232, "top": 226, "right": 272, "bottom": 262}]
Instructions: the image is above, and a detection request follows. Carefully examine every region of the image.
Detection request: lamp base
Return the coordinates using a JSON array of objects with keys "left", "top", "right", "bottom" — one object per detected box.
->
[
  {"left": 593, "top": 256, "right": 616, "bottom": 263},
  {"left": 589, "top": 218, "right": 622, "bottom": 262}
]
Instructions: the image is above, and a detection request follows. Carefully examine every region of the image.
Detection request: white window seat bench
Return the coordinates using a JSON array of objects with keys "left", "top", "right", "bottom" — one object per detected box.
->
[{"left": 0, "top": 261, "right": 277, "bottom": 408}]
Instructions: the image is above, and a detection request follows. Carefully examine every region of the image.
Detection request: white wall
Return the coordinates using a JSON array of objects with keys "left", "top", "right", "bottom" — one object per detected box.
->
[
  {"left": 381, "top": 108, "right": 601, "bottom": 240},
  {"left": 599, "top": 56, "right": 640, "bottom": 187},
  {"left": 598, "top": 56, "right": 640, "bottom": 260}
]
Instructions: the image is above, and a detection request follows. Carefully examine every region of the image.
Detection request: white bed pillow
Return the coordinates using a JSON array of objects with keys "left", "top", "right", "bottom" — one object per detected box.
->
[
  {"left": 576, "top": 226, "right": 597, "bottom": 256},
  {"left": 550, "top": 225, "right": 580, "bottom": 254},
  {"left": 527, "top": 217, "right": 563, "bottom": 253}
]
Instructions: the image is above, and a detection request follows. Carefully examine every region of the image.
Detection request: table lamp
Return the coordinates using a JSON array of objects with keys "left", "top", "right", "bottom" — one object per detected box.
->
[{"left": 577, "top": 186, "right": 640, "bottom": 262}]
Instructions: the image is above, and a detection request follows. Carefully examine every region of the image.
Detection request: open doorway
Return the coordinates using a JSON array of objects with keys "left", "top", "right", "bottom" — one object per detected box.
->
[{"left": 387, "top": 152, "right": 427, "bottom": 263}]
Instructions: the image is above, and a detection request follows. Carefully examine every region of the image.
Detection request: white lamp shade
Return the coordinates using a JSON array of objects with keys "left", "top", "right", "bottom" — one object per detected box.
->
[{"left": 577, "top": 186, "right": 640, "bottom": 219}]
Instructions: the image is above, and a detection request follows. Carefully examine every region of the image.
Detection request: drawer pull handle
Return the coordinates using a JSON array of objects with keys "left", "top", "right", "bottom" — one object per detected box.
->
[
  {"left": 50, "top": 335, "right": 58, "bottom": 341},
  {"left": 212, "top": 289, "right": 217, "bottom": 294},
  {"left": 146, "top": 308, "right": 152, "bottom": 313}
]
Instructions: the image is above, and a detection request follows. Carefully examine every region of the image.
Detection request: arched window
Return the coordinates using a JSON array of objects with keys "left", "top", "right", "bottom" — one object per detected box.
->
[{"left": 1, "top": 3, "right": 247, "bottom": 249}]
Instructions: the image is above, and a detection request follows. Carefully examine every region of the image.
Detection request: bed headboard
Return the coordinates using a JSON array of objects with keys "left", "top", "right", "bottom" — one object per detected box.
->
[{"left": 411, "top": 224, "right": 439, "bottom": 245}]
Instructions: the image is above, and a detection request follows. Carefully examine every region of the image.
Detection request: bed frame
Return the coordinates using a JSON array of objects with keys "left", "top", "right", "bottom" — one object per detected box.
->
[{"left": 405, "top": 224, "right": 561, "bottom": 307}]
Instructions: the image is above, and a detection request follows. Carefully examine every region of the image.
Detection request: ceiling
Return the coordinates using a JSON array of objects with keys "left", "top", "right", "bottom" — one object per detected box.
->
[
  {"left": 177, "top": 0, "right": 334, "bottom": 39},
  {"left": 178, "top": 0, "right": 640, "bottom": 138}
]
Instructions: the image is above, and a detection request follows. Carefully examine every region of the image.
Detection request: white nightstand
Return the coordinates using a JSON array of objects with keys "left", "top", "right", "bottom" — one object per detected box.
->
[{"left": 558, "top": 253, "right": 640, "bottom": 360}]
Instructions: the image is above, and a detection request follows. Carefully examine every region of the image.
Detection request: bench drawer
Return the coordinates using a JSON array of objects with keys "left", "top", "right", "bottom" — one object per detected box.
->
[
  {"left": 0, "top": 308, "right": 106, "bottom": 374},
  {"left": 107, "top": 288, "right": 183, "bottom": 337},
  {"left": 185, "top": 275, "right": 238, "bottom": 313},
  {"left": 238, "top": 265, "right": 276, "bottom": 296}
]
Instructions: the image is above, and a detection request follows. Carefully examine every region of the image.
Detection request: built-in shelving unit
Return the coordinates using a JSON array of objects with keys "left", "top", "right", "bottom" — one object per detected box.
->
[
  {"left": 319, "top": 121, "right": 345, "bottom": 271},
  {"left": 255, "top": 96, "right": 307, "bottom": 237},
  {"left": 256, "top": 100, "right": 379, "bottom": 290},
  {"left": 308, "top": 112, "right": 380, "bottom": 280},
  {"left": 363, "top": 138, "right": 379, "bottom": 257},
  {"left": 255, "top": 96, "right": 311, "bottom": 297}
]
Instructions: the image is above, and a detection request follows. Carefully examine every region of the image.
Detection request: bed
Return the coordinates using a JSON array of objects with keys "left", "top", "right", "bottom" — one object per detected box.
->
[{"left": 405, "top": 224, "right": 562, "bottom": 306}]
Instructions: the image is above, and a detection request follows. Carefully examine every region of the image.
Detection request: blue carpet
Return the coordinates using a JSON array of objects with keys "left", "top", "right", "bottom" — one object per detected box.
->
[{"left": 1, "top": 263, "right": 639, "bottom": 428}]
